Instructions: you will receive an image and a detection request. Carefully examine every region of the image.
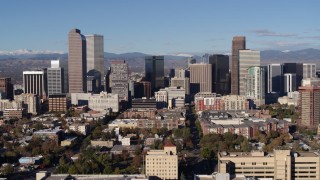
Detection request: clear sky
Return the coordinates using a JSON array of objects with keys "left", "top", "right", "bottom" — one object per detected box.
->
[{"left": 0, "top": 0, "right": 319, "bottom": 55}]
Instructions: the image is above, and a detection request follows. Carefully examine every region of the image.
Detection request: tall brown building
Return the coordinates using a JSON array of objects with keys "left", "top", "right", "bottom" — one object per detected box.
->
[
  {"left": 298, "top": 86, "right": 320, "bottom": 128},
  {"left": 231, "top": 36, "right": 246, "bottom": 95},
  {"left": 68, "top": 28, "right": 87, "bottom": 93},
  {"left": 190, "top": 64, "right": 212, "bottom": 94},
  {"left": 0, "top": 77, "right": 13, "bottom": 100}
]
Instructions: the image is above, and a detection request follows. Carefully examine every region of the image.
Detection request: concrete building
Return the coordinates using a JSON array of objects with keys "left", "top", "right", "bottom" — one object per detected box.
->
[
  {"left": 14, "top": 93, "right": 40, "bottom": 115},
  {"left": 3, "top": 108, "right": 24, "bottom": 118},
  {"left": 298, "top": 86, "right": 320, "bottom": 128},
  {"left": 145, "top": 56, "right": 165, "bottom": 94},
  {"left": 48, "top": 94, "right": 68, "bottom": 112},
  {"left": 85, "top": 34, "right": 104, "bottom": 78},
  {"left": 267, "top": 64, "right": 283, "bottom": 94},
  {"left": 0, "top": 77, "right": 13, "bottom": 100},
  {"left": 46, "top": 60, "right": 64, "bottom": 95},
  {"left": 194, "top": 92, "right": 222, "bottom": 111},
  {"left": 190, "top": 63, "right": 212, "bottom": 94},
  {"left": 170, "top": 68, "right": 190, "bottom": 95},
  {"left": 302, "top": 78, "right": 320, "bottom": 86},
  {"left": 88, "top": 92, "right": 119, "bottom": 112},
  {"left": 239, "top": 50, "right": 260, "bottom": 97},
  {"left": 221, "top": 95, "right": 249, "bottom": 111},
  {"left": 87, "top": 69, "right": 102, "bottom": 93},
  {"left": 110, "top": 60, "right": 129, "bottom": 101},
  {"left": 246, "top": 67, "right": 265, "bottom": 106},
  {"left": 284, "top": 73, "right": 297, "bottom": 94},
  {"left": 218, "top": 149, "right": 320, "bottom": 180},
  {"left": 131, "top": 98, "right": 157, "bottom": 109},
  {"left": 69, "top": 124, "right": 90, "bottom": 135},
  {"left": 155, "top": 87, "right": 185, "bottom": 109},
  {"left": 146, "top": 142, "right": 178, "bottom": 180},
  {"left": 231, "top": 36, "right": 246, "bottom": 95},
  {"left": 0, "top": 99, "right": 22, "bottom": 111},
  {"left": 68, "top": 28, "right": 87, "bottom": 93},
  {"left": 23, "top": 70, "right": 46, "bottom": 99},
  {"left": 209, "top": 54, "right": 230, "bottom": 95},
  {"left": 303, "top": 63, "right": 316, "bottom": 79}
]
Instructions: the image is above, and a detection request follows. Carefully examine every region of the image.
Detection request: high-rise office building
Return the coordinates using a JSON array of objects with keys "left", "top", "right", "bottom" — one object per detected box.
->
[
  {"left": 246, "top": 67, "right": 265, "bottom": 106},
  {"left": 0, "top": 77, "right": 13, "bottom": 100},
  {"left": 145, "top": 56, "right": 164, "bottom": 94},
  {"left": 283, "top": 63, "right": 303, "bottom": 89},
  {"left": 239, "top": 50, "right": 260, "bottom": 96},
  {"left": 267, "top": 64, "right": 283, "bottom": 94},
  {"left": 134, "top": 81, "right": 151, "bottom": 99},
  {"left": 190, "top": 63, "right": 212, "bottom": 94},
  {"left": 85, "top": 34, "right": 104, "bottom": 79},
  {"left": 170, "top": 68, "right": 190, "bottom": 95},
  {"left": 284, "top": 73, "right": 297, "bottom": 94},
  {"left": 110, "top": 60, "right": 129, "bottom": 101},
  {"left": 23, "top": 70, "right": 47, "bottom": 99},
  {"left": 209, "top": 54, "right": 230, "bottom": 95},
  {"left": 87, "top": 69, "right": 101, "bottom": 93},
  {"left": 303, "top": 63, "right": 316, "bottom": 79},
  {"left": 298, "top": 86, "right": 320, "bottom": 128},
  {"left": 68, "top": 28, "right": 87, "bottom": 93},
  {"left": 187, "top": 57, "right": 196, "bottom": 67},
  {"left": 47, "top": 60, "right": 64, "bottom": 95},
  {"left": 231, "top": 36, "right": 246, "bottom": 95}
]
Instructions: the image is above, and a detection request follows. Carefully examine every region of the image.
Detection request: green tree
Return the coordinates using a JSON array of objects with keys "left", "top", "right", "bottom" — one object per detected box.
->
[
  {"left": 68, "top": 165, "right": 79, "bottom": 174},
  {"left": 1, "top": 164, "right": 14, "bottom": 175},
  {"left": 103, "top": 165, "right": 112, "bottom": 174}
]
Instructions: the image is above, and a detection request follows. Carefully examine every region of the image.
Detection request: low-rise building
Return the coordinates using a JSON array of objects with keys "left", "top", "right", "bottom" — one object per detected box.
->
[
  {"left": 3, "top": 108, "right": 24, "bottom": 118},
  {"left": 69, "top": 123, "right": 90, "bottom": 135},
  {"left": 90, "top": 140, "right": 114, "bottom": 148},
  {"left": 108, "top": 119, "right": 138, "bottom": 129},
  {"left": 146, "top": 142, "right": 178, "bottom": 180},
  {"left": 60, "top": 137, "right": 77, "bottom": 147},
  {"left": 33, "top": 129, "right": 63, "bottom": 143},
  {"left": 48, "top": 94, "right": 68, "bottom": 112},
  {"left": 218, "top": 150, "right": 320, "bottom": 180}
]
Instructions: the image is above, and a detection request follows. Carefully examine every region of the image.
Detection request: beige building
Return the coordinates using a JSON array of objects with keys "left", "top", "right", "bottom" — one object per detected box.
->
[
  {"left": 218, "top": 150, "right": 320, "bottom": 180},
  {"left": 14, "top": 93, "right": 40, "bottom": 115},
  {"left": 146, "top": 142, "right": 178, "bottom": 180},
  {"left": 221, "top": 95, "right": 249, "bottom": 111}
]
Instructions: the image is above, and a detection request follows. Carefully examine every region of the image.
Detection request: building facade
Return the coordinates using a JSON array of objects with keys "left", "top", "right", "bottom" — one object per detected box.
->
[
  {"left": 14, "top": 93, "right": 40, "bottom": 115},
  {"left": 284, "top": 73, "right": 297, "bottom": 94},
  {"left": 231, "top": 36, "right": 246, "bottom": 95},
  {"left": 145, "top": 56, "right": 165, "bottom": 94},
  {"left": 267, "top": 64, "right": 283, "bottom": 94},
  {"left": 68, "top": 28, "right": 87, "bottom": 93},
  {"left": 246, "top": 67, "right": 265, "bottom": 106},
  {"left": 88, "top": 92, "right": 119, "bottom": 112},
  {"left": 23, "top": 70, "right": 47, "bottom": 99},
  {"left": 190, "top": 63, "right": 212, "bottom": 94},
  {"left": 298, "top": 86, "right": 320, "bottom": 128},
  {"left": 303, "top": 63, "right": 316, "bottom": 79},
  {"left": 47, "top": 60, "right": 64, "bottom": 95},
  {"left": 209, "top": 54, "right": 230, "bottom": 95},
  {"left": 146, "top": 143, "right": 178, "bottom": 179},
  {"left": 0, "top": 77, "right": 13, "bottom": 100},
  {"left": 48, "top": 94, "right": 68, "bottom": 112},
  {"left": 239, "top": 50, "right": 260, "bottom": 97},
  {"left": 110, "top": 60, "right": 129, "bottom": 101}
]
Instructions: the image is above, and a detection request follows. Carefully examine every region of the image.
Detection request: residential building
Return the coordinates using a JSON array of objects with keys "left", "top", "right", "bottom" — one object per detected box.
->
[
  {"left": 298, "top": 86, "right": 320, "bottom": 128},
  {"left": 221, "top": 95, "right": 249, "bottom": 111},
  {"left": 0, "top": 77, "right": 13, "bottom": 100},
  {"left": 3, "top": 108, "right": 24, "bottom": 118},
  {"left": 209, "top": 54, "right": 230, "bottom": 95},
  {"left": 110, "top": 60, "right": 129, "bottom": 101},
  {"left": 218, "top": 149, "right": 320, "bottom": 180},
  {"left": 69, "top": 124, "right": 90, "bottom": 135},
  {"left": 231, "top": 36, "right": 246, "bottom": 95},
  {"left": 46, "top": 60, "right": 64, "bottom": 95},
  {"left": 68, "top": 28, "right": 87, "bottom": 93},
  {"left": 246, "top": 66, "right": 265, "bottom": 106},
  {"left": 239, "top": 50, "right": 260, "bottom": 96},
  {"left": 145, "top": 56, "right": 164, "bottom": 94},
  {"left": 146, "top": 142, "right": 178, "bottom": 180},
  {"left": 190, "top": 63, "right": 212, "bottom": 94},
  {"left": 33, "top": 129, "right": 63, "bottom": 143},
  {"left": 23, "top": 70, "right": 47, "bottom": 99}
]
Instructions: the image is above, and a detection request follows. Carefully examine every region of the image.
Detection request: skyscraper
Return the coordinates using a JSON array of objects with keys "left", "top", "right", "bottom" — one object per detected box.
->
[
  {"left": 284, "top": 73, "right": 297, "bottom": 94},
  {"left": 145, "top": 56, "right": 164, "bottom": 94},
  {"left": 85, "top": 34, "right": 104, "bottom": 81},
  {"left": 267, "top": 64, "right": 283, "bottom": 94},
  {"left": 231, "top": 36, "right": 246, "bottom": 95},
  {"left": 209, "top": 54, "right": 230, "bottom": 95},
  {"left": 47, "top": 60, "right": 64, "bottom": 95},
  {"left": 190, "top": 63, "right": 212, "bottom": 94},
  {"left": 110, "top": 60, "right": 129, "bottom": 101},
  {"left": 239, "top": 50, "right": 260, "bottom": 96},
  {"left": 23, "top": 70, "right": 46, "bottom": 99},
  {"left": 298, "top": 86, "right": 320, "bottom": 128},
  {"left": 68, "top": 28, "right": 87, "bottom": 93},
  {"left": 0, "top": 77, "right": 13, "bottom": 100},
  {"left": 303, "top": 63, "right": 316, "bottom": 79},
  {"left": 283, "top": 63, "right": 303, "bottom": 89},
  {"left": 246, "top": 67, "right": 265, "bottom": 106}
]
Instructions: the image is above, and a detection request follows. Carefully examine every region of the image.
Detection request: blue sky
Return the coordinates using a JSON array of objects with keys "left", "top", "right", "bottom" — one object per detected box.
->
[{"left": 0, "top": 0, "right": 319, "bottom": 54}]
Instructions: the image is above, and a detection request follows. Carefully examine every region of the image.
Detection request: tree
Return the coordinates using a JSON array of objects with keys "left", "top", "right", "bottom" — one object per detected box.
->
[
  {"left": 114, "top": 167, "right": 121, "bottom": 174},
  {"left": 68, "top": 165, "right": 79, "bottom": 174},
  {"left": 132, "top": 155, "right": 142, "bottom": 167},
  {"left": 1, "top": 164, "right": 14, "bottom": 175},
  {"left": 200, "top": 147, "right": 213, "bottom": 159},
  {"left": 103, "top": 165, "right": 112, "bottom": 174}
]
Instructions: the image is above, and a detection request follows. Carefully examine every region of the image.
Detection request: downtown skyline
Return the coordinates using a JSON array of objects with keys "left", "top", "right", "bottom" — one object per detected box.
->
[{"left": 0, "top": 0, "right": 320, "bottom": 55}]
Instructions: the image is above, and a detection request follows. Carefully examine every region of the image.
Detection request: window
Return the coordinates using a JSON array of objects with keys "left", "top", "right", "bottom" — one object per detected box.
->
[
  {"left": 241, "top": 162, "right": 245, "bottom": 165},
  {"left": 263, "top": 162, "right": 267, "bottom": 165},
  {"left": 252, "top": 162, "right": 256, "bottom": 165}
]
